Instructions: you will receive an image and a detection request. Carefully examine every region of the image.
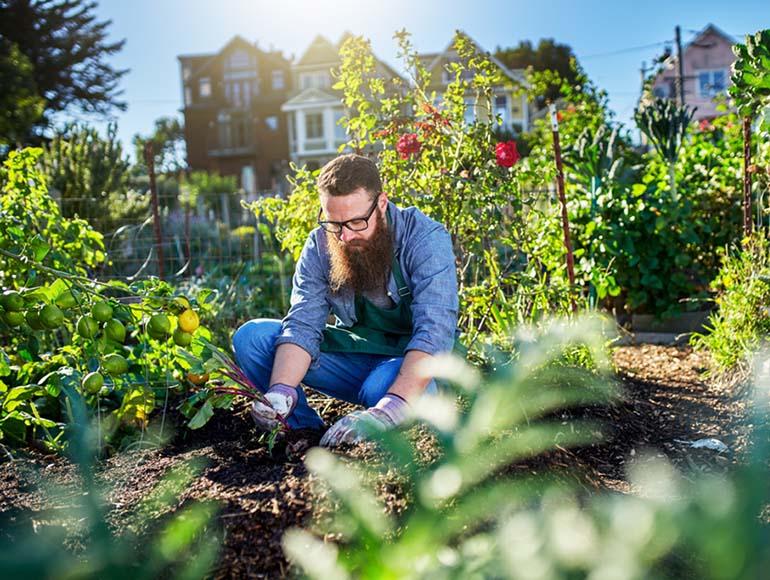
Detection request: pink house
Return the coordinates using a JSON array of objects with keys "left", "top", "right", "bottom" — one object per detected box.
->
[{"left": 649, "top": 24, "right": 737, "bottom": 120}]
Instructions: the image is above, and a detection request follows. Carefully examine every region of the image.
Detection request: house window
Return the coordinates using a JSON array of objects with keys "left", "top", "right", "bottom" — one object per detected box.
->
[
  {"left": 265, "top": 115, "right": 279, "bottom": 131},
  {"left": 217, "top": 113, "right": 251, "bottom": 149},
  {"left": 272, "top": 70, "right": 285, "bottom": 90},
  {"left": 494, "top": 94, "right": 508, "bottom": 127},
  {"left": 199, "top": 77, "right": 212, "bottom": 98},
  {"left": 652, "top": 83, "right": 671, "bottom": 99},
  {"left": 305, "top": 112, "right": 324, "bottom": 139},
  {"left": 299, "top": 71, "right": 329, "bottom": 90},
  {"left": 183, "top": 66, "right": 191, "bottom": 81},
  {"left": 698, "top": 69, "right": 727, "bottom": 98},
  {"left": 228, "top": 49, "right": 251, "bottom": 70},
  {"left": 184, "top": 86, "right": 192, "bottom": 106},
  {"left": 225, "top": 80, "right": 255, "bottom": 108}
]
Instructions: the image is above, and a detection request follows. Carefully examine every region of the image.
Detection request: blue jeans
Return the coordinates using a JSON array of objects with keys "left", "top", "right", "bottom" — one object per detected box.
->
[{"left": 232, "top": 319, "right": 438, "bottom": 430}]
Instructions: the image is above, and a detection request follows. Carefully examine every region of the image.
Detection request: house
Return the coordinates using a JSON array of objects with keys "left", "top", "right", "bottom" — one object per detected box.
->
[
  {"left": 281, "top": 34, "right": 405, "bottom": 170},
  {"left": 419, "top": 32, "right": 530, "bottom": 135},
  {"left": 649, "top": 24, "right": 737, "bottom": 120},
  {"left": 178, "top": 36, "right": 292, "bottom": 194}
]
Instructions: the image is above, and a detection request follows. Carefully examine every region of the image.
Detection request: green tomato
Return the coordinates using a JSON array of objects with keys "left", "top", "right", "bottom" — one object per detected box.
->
[
  {"left": 104, "top": 319, "right": 126, "bottom": 342},
  {"left": 2, "top": 310, "right": 24, "bottom": 327},
  {"left": 25, "top": 309, "right": 45, "bottom": 330},
  {"left": 77, "top": 315, "right": 99, "bottom": 338},
  {"left": 91, "top": 301, "right": 114, "bottom": 323},
  {"left": 173, "top": 328, "right": 193, "bottom": 347},
  {"left": 147, "top": 313, "right": 171, "bottom": 339},
  {"left": 82, "top": 372, "right": 104, "bottom": 394},
  {"left": 102, "top": 353, "right": 129, "bottom": 376},
  {"left": 1, "top": 291, "right": 24, "bottom": 312},
  {"left": 39, "top": 304, "right": 64, "bottom": 329}
]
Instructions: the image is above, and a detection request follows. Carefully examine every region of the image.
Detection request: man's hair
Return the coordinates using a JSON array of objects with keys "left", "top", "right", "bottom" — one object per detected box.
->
[{"left": 317, "top": 154, "right": 382, "bottom": 199}]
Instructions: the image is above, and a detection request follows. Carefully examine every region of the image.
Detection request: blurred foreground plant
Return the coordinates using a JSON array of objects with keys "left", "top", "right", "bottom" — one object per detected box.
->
[
  {"left": 0, "top": 386, "right": 220, "bottom": 579},
  {"left": 284, "top": 315, "right": 770, "bottom": 579},
  {"left": 283, "top": 316, "right": 617, "bottom": 578}
]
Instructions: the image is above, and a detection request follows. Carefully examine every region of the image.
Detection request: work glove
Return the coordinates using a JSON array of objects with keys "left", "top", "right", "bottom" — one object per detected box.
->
[
  {"left": 250, "top": 383, "right": 298, "bottom": 431},
  {"left": 320, "top": 393, "right": 409, "bottom": 448}
]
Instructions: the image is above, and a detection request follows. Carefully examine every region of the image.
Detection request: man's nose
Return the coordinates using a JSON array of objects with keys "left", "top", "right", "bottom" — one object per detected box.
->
[{"left": 339, "top": 227, "right": 359, "bottom": 243}]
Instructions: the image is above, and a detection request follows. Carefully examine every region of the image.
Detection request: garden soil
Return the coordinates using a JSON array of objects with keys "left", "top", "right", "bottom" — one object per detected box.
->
[{"left": 0, "top": 344, "right": 752, "bottom": 578}]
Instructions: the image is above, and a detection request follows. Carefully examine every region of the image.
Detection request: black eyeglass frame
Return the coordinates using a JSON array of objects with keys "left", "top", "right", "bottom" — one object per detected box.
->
[{"left": 317, "top": 194, "right": 382, "bottom": 233}]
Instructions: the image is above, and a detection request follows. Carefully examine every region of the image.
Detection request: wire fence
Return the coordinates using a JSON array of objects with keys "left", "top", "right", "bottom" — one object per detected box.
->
[{"left": 57, "top": 186, "right": 280, "bottom": 282}]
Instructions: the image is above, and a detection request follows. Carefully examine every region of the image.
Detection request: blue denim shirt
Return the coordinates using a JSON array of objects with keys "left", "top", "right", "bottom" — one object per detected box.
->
[{"left": 276, "top": 201, "right": 459, "bottom": 368}]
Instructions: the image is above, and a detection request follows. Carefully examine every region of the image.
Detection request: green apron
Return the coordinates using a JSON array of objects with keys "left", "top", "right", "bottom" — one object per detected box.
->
[{"left": 321, "top": 252, "right": 414, "bottom": 356}]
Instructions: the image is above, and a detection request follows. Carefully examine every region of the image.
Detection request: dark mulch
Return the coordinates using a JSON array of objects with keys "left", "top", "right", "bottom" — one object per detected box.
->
[{"left": 0, "top": 344, "right": 752, "bottom": 578}]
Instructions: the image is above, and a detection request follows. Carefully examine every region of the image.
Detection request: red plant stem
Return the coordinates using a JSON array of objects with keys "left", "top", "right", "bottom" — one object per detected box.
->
[
  {"left": 548, "top": 104, "right": 577, "bottom": 313},
  {"left": 743, "top": 116, "right": 753, "bottom": 237},
  {"left": 145, "top": 142, "right": 165, "bottom": 281}
]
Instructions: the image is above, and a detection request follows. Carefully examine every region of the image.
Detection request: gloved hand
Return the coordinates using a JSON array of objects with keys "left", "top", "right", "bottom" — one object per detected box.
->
[
  {"left": 250, "top": 383, "right": 298, "bottom": 431},
  {"left": 320, "top": 393, "right": 409, "bottom": 448}
]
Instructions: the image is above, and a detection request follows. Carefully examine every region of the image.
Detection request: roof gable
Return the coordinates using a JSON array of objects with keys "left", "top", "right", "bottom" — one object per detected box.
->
[
  {"left": 297, "top": 35, "right": 340, "bottom": 67},
  {"left": 424, "top": 31, "right": 525, "bottom": 84}
]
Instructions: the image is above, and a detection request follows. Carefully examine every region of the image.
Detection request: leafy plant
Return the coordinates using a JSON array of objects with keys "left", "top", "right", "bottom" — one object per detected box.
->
[
  {"left": 284, "top": 316, "right": 770, "bottom": 579},
  {"left": 177, "top": 336, "right": 287, "bottom": 433},
  {"left": 691, "top": 233, "right": 770, "bottom": 371},
  {"left": 283, "top": 316, "right": 616, "bottom": 578},
  {"left": 634, "top": 97, "right": 695, "bottom": 201},
  {"left": 0, "top": 147, "right": 219, "bottom": 452},
  {"left": 0, "top": 388, "right": 220, "bottom": 579},
  {"left": 729, "top": 29, "right": 770, "bottom": 127}
]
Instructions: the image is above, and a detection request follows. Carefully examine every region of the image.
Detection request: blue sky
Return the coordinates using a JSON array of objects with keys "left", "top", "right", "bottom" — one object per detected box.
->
[{"left": 83, "top": 0, "right": 769, "bottom": 156}]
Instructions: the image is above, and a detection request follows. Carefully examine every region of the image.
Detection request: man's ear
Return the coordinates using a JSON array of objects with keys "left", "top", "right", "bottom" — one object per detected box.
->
[{"left": 379, "top": 191, "right": 389, "bottom": 209}]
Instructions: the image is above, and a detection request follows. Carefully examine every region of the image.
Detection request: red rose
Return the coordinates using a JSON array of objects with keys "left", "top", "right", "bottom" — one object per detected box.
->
[
  {"left": 396, "top": 133, "right": 421, "bottom": 159},
  {"left": 495, "top": 141, "right": 520, "bottom": 168}
]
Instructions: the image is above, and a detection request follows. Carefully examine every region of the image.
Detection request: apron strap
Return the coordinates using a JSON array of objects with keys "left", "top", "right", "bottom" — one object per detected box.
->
[{"left": 387, "top": 206, "right": 411, "bottom": 299}]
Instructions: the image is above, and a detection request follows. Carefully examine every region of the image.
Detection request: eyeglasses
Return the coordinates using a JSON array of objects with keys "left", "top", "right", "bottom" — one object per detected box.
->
[{"left": 317, "top": 195, "right": 381, "bottom": 233}]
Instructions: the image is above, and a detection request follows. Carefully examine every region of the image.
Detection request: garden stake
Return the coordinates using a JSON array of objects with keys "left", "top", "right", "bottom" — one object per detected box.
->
[
  {"left": 549, "top": 104, "right": 577, "bottom": 313},
  {"left": 144, "top": 142, "right": 165, "bottom": 281},
  {"left": 743, "top": 116, "right": 753, "bottom": 237}
]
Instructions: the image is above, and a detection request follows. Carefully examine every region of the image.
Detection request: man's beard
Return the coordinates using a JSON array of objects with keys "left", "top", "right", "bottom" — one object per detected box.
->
[{"left": 327, "top": 210, "right": 393, "bottom": 294}]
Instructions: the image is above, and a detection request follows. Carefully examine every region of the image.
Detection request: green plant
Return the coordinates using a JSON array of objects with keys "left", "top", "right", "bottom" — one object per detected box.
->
[
  {"left": 0, "top": 389, "right": 220, "bottom": 578},
  {"left": 177, "top": 336, "right": 287, "bottom": 434},
  {"left": 634, "top": 97, "right": 695, "bottom": 201},
  {"left": 38, "top": 122, "right": 147, "bottom": 233},
  {"left": 284, "top": 316, "right": 770, "bottom": 579},
  {"left": 729, "top": 29, "right": 770, "bottom": 128},
  {"left": 0, "top": 147, "right": 222, "bottom": 452},
  {"left": 691, "top": 233, "right": 770, "bottom": 371},
  {"left": 282, "top": 316, "right": 617, "bottom": 578}
]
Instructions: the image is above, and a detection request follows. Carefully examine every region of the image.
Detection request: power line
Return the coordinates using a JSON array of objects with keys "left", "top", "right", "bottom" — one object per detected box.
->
[{"left": 579, "top": 40, "right": 671, "bottom": 60}]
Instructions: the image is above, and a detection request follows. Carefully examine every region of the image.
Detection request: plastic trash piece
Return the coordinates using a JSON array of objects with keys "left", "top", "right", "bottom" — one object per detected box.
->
[{"left": 674, "top": 437, "right": 729, "bottom": 453}]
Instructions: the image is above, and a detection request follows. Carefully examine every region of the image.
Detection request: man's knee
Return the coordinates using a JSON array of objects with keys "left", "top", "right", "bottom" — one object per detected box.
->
[{"left": 232, "top": 318, "right": 282, "bottom": 360}]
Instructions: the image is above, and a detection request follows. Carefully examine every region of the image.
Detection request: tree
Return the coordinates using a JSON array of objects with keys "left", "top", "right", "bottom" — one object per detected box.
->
[
  {"left": 38, "top": 122, "right": 148, "bottom": 233},
  {"left": 132, "top": 116, "right": 187, "bottom": 176},
  {"left": 0, "top": 39, "right": 45, "bottom": 150},
  {"left": 0, "top": 0, "right": 128, "bottom": 144},
  {"left": 495, "top": 38, "right": 581, "bottom": 107}
]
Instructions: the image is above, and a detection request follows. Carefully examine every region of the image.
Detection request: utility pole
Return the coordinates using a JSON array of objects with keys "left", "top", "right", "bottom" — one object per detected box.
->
[{"left": 675, "top": 25, "right": 685, "bottom": 106}]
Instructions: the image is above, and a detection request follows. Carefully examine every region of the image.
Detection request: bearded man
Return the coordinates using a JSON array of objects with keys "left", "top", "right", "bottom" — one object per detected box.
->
[{"left": 232, "top": 154, "right": 459, "bottom": 448}]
